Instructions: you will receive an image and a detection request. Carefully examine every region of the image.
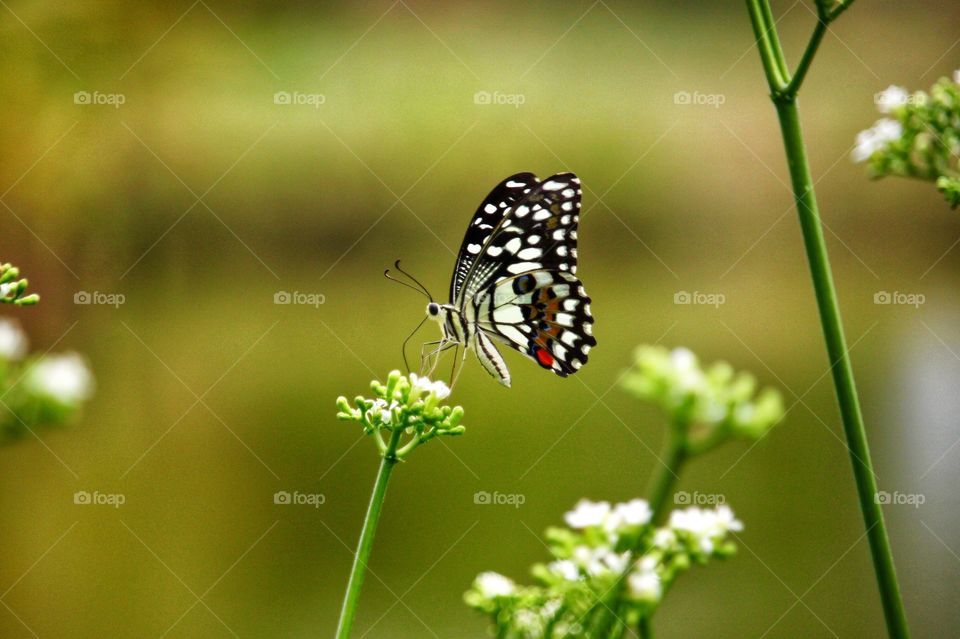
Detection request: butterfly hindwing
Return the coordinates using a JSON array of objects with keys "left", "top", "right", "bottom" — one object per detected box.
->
[
  {"left": 473, "top": 269, "right": 595, "bottom": 378},
  {"left": 449, "top": 172, "right": 540, "bottom": 302}
]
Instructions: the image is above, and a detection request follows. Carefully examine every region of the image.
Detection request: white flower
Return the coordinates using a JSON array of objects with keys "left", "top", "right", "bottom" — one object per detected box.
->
[
  {"left": 652, "top": 528, "right": 677, "bottom": 550},
  {"left": 0, "top": 318, "right": 28, "bottom": 360},
  {"left": 670, "top": 347, "right": 706, "bottom": 393},
  {"left": 669, "top": 506, "right": 743, "bottom": 554},
  {"left": 564, "top": 499, "right": 611, "bottom": 529},
  {"left": 876, "top": 85, "right": 909, "bottom": 113},
  {"left": 954, "top": 69, "right": 960, "bottom": 85},
  {"left": 475, "top": 571, "right": 515, "bottom": 598},
  {"left": 627, "top": 569, "right": 662, "bottom": 603},
  {"left": 609, "top": 499, "right": 653, "bottom": 529},
  {"left": 852, "top": 118, "right": 903, "bottom": 162},
  {"left": 548, "top": 559, "right": 580, "bottom": 581},
  {"left": 408, "top": 373, "right": 450, "bottom": 401},
  {"left": 26, "top": 353, "right": 94, "bottom": 404},
  {"left": 0, "top": 283, "right": 12, "bottom": 299}
]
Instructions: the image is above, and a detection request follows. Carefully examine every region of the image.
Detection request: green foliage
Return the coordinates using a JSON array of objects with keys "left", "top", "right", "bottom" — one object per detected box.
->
[
  {"left": 336, "top": 370, "right": 464, "bottom": 459},
  {"left": 855, "top": 73, "right": 960, "bottom": 209},
  {"left": 0, "top": 262, "right": 39, "bottom": 306}
]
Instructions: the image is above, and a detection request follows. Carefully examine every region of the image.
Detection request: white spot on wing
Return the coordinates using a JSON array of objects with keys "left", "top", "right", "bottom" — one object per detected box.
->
[
  {"left": 484, "top": 203, "right": 497, "bottom": 214},
  {"left": 517, "top": 247, "right": 542, "bottom": 260},
  {"left": 504, "top": 237, "right": 522, "bottom": 254},
  {"left": 467, "top": 243, "right": 481, "bottom": 254},
  {"left": 507, "top": 261, "right": 542, "bottom": 274},
  {"left": 493, "top": 305, "right": 524, "bottom": 324}
]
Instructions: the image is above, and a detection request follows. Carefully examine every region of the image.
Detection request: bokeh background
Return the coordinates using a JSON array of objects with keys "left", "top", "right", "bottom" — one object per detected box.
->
[{"left": 1, "top": 1, "right": 958, "bottom": 637}]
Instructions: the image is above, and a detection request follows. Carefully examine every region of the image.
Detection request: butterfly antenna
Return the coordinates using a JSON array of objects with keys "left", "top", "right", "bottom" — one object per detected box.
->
[
  {"left": 384, "top": 267, "right": 431, "bottom": 300},
  {"left": 400, "top": 315, "right": 429, "bottom": 374},
  {"left": 392, "top": 260, "right": 434, "bottom": 302}
]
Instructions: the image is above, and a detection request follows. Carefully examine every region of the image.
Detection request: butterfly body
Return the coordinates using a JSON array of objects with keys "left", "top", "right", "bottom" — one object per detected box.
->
[{"left": 426, "top": 172, "right": 596, "bottom": 387}]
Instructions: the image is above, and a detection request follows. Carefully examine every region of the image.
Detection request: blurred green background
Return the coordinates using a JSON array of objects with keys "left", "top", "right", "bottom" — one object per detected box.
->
[{"left": 1, "top": 1, "right": 959, "bottom": 637}]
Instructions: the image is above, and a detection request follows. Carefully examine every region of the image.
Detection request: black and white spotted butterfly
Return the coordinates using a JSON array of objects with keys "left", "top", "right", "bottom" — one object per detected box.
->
[{"left": 392, "top": 172, "right": 596, "bottom": 387}]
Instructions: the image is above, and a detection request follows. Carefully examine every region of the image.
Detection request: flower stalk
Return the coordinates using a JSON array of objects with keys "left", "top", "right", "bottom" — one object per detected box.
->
[
  {"left": 744, "top": 1, "right": 911, "bottom": 636},
  {"left": 334, "top": 371, "right": 465, "bottom": 638},
  {"left": 335, "top": 428, "right": 402, "bottom": 639}
]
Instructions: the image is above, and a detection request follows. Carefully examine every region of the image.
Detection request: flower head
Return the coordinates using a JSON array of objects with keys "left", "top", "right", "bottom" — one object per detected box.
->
[
  {"left": 564, "top": 499, "right": 611, "bottom": 529},
  {"left": 0, "top": 318, "right": 28, "bottom": 360},
  {"left": 852, "top": 118, "right": 903, "bottom": 163},
  {"left": 475, "top": 571, "right": 515, "bottom": 598},
  {"left": 336, "top": 370, "right": 464, "bottom": 459},
  {"left": 25, "top": 353, "right": 94, "bottom": 405},
  {"left": 876, "top": 85, "right": 909, "bottom": 113}
]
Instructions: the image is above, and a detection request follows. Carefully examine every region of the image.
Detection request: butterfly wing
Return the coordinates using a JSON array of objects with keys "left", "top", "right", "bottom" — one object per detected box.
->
[
  {"left": 455, "top": 172, "right": 584, "bottom": 307},
  {"left": 449, "top": 172, "right": 540, "bottom": 303},
  {"left": 460, "top": 172, "right": 595, "bottom": 380},
  {"left": 473, "top": 269, "right": 595, "bottom": 378}
]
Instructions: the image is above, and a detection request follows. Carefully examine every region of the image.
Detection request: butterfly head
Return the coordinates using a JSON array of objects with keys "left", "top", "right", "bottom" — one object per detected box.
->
[{"left": 426, "top": 302, "right": 441, "bottom": 319}]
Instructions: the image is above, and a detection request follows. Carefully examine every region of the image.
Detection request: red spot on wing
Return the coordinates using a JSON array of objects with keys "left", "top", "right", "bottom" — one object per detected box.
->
[{"left": 536, "top": 348, "right": 555, "bottom": 367}]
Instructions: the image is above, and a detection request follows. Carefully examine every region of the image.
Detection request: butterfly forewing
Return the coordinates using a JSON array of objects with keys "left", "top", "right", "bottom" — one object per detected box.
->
[
  {"left": 449, "top": 172, "right": 540, "bottom": 302},
  {"left": 455, "top": 172, "right": 583, "bottom": 307}
]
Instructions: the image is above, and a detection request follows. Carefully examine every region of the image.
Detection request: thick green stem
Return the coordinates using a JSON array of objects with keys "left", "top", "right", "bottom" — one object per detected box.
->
[
  {"left": 744, "top": 1, "right": 910, "bottom": 635},
  {"left": 335, "top": 429, "right": 403, "bottom": 639},
  {"left": 772, "top": 98, "right": 910, "bottom": 639}
]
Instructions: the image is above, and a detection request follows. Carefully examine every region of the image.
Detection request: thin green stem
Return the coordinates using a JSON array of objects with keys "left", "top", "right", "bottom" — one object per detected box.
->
[
  {"left": 745, "top": 0, "right": 789, "bottom": 91},
  {"left": 335, "top": 428, "right": 403, "bottom": 639},
  {"left": 646, "top": 428, "right": 687, "bottom": 523},
  {"left": 746, "top": 1, "right": 910, "bottom": 636},
  {"left": 784, "top": 17, "right": 827, "bottom": 96}
]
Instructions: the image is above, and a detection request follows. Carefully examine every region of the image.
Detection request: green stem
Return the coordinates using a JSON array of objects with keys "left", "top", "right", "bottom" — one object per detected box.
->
[
  {"left": 335, "top": 429, "right": 403, "bottom": 639},
  {"left": 638, "top": 615, "right": 653, "bottom": 639},
  {"left": 746, "top": 2, "right": 910, "bottom": 636},
  {"left": 646, "top": 427, "right": 687, "bottom": 523}
]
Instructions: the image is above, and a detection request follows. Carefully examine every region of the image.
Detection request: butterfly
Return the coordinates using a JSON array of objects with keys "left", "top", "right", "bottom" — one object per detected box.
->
[{"left": 403, "top": 172, "right": 596, "bottom": 387}]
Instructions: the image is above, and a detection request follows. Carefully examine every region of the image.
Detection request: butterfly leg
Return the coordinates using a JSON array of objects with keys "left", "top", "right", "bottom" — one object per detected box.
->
[{"left": 419, "top": 340, "right": 444, "bottom": 376}]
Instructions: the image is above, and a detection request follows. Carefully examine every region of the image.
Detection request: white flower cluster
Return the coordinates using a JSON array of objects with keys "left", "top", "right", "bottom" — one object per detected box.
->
[
  {"left": 852, "top": 118, "right": 903, "bottom": 163},
  {"left": 467, "top": 498, "right": 744, "bottom": 636},
  {"left": 622, "top": 345, "right": 784, "bottom": 442},
  {"left": 25, "top": 353, "right": 95, "bottom": 406},
  {"left": 408, "top": 372, "right": 451, "bottom": 401},
  {"left": 0, "top": 318, "right": 28, "bottom": 360}
]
